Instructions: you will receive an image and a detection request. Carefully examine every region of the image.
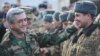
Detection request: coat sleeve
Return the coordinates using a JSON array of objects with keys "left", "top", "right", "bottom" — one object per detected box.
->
[{"left": 36, "top": 26, "right": 78, "bottom": 47}]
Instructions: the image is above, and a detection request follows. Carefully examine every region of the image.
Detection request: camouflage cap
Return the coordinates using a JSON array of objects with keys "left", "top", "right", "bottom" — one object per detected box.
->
[{"left": 20, "top": 7, "right": 33, "bottom": 19}]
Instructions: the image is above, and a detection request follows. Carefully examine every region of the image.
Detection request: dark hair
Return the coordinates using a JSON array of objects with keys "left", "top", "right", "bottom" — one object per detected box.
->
[{"left": 38, "top": 3, "right": 47, "bottom": 9}]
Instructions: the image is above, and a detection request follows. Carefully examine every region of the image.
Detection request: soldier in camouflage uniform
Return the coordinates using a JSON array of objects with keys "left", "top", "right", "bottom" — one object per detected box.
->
[
  {"left": 1, "top": 7, "right": 78, "bottom": 56},
  {"left": 52, "top": 11, "right": 62, "bottom": 30},
  {"left": 42, "top": 13, "right": 62, "bottom": 56},
  {"left": 60, "top": 11, "right": 73, "bottom": 56},
  {"left": 0, "top": 2, "right": 11, "bottom": 42},
  {"left": 21, "top": 6, "right": 42, "bottom": 33},
  {"left": 67, "top": 12, "right": 75, "bottom": 27},
  {"left": 42, "top": 14, "right": 54, "bottom": 33},
  {"left": 48, "top": 11, "right": 62, "bottom": 56},
  {"left": 21, "top": 7, "right": 33, "bottom": 28},
  {"left": 39, "top": 10, "right": 55, "bottom": 33},
  {"left": 59, "top": 12, "right": 69, "bottom": 29},
  {"left": 66, "top": 1, "right": 100, "bottom": 56},
  {"left": 40, "top": 14, "right": 54, "bottom": 56}
]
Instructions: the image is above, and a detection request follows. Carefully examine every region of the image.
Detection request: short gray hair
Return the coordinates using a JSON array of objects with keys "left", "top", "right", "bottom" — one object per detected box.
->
[{"left": 6, "top": 8, "right": 25, "bottom": 23}]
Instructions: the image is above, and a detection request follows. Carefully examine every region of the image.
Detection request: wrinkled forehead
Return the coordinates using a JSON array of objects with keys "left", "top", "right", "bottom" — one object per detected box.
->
[{"left": 14, "top": 13, "right": 26, "bottom": 20}]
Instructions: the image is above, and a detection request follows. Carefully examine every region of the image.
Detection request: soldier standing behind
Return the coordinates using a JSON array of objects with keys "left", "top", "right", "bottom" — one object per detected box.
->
[
  {"left": 0, "top": 2, "right": 11, "bottom": 42},
  {"left": 42, "top": 14, "right": 62, "bottom": 56},
  {"left": 21, "top": 6, "right": 43, "bottom": 34},
  {"left": 47, "top": 12, "right": 62, "bottom": 56},
  {"left": 41, "top": 14, "right": 53, "bottom": 56},
  {"left": 52, "top": 11, "right": 62, "bottom": 30},
  {"left": 60, "top": 11, "right": 75, "bottom": 56},
  {"left": 43, "top": 14, "right": 54, "bottom": 33}
]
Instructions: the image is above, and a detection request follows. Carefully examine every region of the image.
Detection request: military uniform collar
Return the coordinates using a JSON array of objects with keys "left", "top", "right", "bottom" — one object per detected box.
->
[{"left": 83, "top": 23, "right": 97, "bottom": 36}]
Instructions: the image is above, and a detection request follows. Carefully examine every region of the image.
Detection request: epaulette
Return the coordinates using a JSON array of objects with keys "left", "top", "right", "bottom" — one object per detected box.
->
[{"left": 1, "top": 31, "right": 10, "bottom": 44}]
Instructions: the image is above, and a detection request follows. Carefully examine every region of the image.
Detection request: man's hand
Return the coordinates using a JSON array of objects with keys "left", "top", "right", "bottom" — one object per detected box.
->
[{"left": 40, "top": 47, "right": 49, "bottom": 56}]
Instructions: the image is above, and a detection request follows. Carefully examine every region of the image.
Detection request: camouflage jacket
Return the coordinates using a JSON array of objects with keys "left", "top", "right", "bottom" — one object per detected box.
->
[
  {"left": 66, "top": 24, "right": 100, "bottom": 56},
  {"left": 1, "top": 26, "right": 77, "bottom": 56}
]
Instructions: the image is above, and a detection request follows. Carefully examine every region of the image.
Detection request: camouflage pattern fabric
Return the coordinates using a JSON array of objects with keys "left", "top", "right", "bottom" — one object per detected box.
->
[{"left": 1, "top": 26, "right": 77, "bottom": 56}]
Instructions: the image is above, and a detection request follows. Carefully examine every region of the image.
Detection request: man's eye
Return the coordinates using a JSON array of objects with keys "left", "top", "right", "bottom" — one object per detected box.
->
[
  {"left": 75, "top": 14, "right": 79, "bottom": 17},
  {"left": 24, "top": 18, "right": 27, "bottom": 21},
  {"left": 18, "top": 20, "right": 22, "bottom": 23}
]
